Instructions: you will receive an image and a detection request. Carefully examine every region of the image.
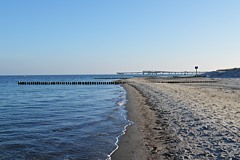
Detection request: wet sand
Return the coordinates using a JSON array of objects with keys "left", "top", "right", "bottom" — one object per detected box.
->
[{"left": 111, "top": 77, "right": 240, "bottom": 159}]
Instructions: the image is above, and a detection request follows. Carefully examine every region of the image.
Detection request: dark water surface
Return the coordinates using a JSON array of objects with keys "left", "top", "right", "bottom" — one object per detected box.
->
[{"left": 0, "top": 75, "right": 130, "bottom": 160}]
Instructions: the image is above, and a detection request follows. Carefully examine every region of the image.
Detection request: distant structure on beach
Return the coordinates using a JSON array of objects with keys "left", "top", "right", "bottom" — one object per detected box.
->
[
  {"left": 117, "top": 70, "right": 206, "bottom": 76},
  {"left": 195, "top": 66, "right": 199, "bottom": 75}
]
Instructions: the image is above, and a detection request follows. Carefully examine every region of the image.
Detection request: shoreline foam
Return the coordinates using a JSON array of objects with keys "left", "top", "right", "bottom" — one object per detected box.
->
[{"left": 108, "top": 85, "right": 133, "bottom": 160}]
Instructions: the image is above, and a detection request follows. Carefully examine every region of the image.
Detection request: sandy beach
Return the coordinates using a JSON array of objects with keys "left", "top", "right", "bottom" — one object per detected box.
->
[{"left": 111, "top": 77, "right": 240, "bottom": 159}]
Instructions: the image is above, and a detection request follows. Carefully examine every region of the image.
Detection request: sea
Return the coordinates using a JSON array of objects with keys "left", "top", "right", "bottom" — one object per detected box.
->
[{"left": 0, "top": 75, "right": 133, "bottom": 160}]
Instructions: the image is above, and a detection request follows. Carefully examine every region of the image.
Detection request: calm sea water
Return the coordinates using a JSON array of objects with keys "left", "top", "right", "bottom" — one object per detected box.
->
[{"left": 0, "top": 75, "right": 131, "bottom": 160}]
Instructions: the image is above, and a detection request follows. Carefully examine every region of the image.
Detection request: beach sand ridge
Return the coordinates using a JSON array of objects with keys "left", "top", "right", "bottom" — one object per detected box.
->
[{"left": 112, "top": 78, "right": 240, "bottom": 159}]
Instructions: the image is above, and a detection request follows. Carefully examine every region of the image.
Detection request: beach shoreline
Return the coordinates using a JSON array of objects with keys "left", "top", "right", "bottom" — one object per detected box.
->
[
  {"left": 111, "top": 83, "right": 158, "bottom": 160},
  {"left": 111, "top": 77, "right": 240, "bottom": 159}
]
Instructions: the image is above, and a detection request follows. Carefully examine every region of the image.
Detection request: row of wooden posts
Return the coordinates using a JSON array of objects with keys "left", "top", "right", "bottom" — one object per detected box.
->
[
  {"left": 150, "top": 80, "right": 218, "bottom": 84},
  {"left": 18, "top": 81, "right": 127, "bottom": 85},
  {"left": 18, "top": 80, "right": 218, "bottom": 85}
]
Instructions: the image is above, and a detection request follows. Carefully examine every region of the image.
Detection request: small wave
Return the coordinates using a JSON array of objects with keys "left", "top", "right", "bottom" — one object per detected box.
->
[
  {"left": 107, "top": 85, "right": 133, "bottom": 160},
  {"left": 116, "top": 87, "right": 127, "bottom": 106},
  {"left": 97, "top": 133, "right": 110, "bottom": 136},
  {"left": 116, "top": 99, "right": 127, "bottom": 106}
]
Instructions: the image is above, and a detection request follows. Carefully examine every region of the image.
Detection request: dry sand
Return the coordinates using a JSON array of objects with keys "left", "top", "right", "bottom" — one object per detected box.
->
[{"left": 111, "top": 77, "right": 240, "bottom": 160}]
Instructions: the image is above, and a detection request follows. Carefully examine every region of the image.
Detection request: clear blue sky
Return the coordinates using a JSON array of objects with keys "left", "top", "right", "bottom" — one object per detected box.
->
[{"left": 0, "top": 0, "right": 240, "bottom": 75}]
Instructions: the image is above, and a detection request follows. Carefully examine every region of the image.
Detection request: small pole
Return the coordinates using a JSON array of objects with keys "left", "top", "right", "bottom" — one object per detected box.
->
[{"left": 195, "top": 66, "right": 198, "bottom": 76}]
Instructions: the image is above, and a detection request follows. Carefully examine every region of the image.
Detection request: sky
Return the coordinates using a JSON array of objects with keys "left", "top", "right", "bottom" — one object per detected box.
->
[{"left": 0, "top": 0, "right": 240, "bottom": 75}]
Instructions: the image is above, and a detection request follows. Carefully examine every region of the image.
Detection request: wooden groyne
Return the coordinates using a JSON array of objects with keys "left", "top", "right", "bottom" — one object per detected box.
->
[
  {"left": 94, "top": 77, "right": 129, "bottom": 79},
  {"left": 17, "top": 81, "right": 127, "bottom": 85},
  {"left": 150, "top": 80, "right": 218, "bottom": 84},
  {"left": 17, "top": 80, "right": 218, "bottom": 85}
]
